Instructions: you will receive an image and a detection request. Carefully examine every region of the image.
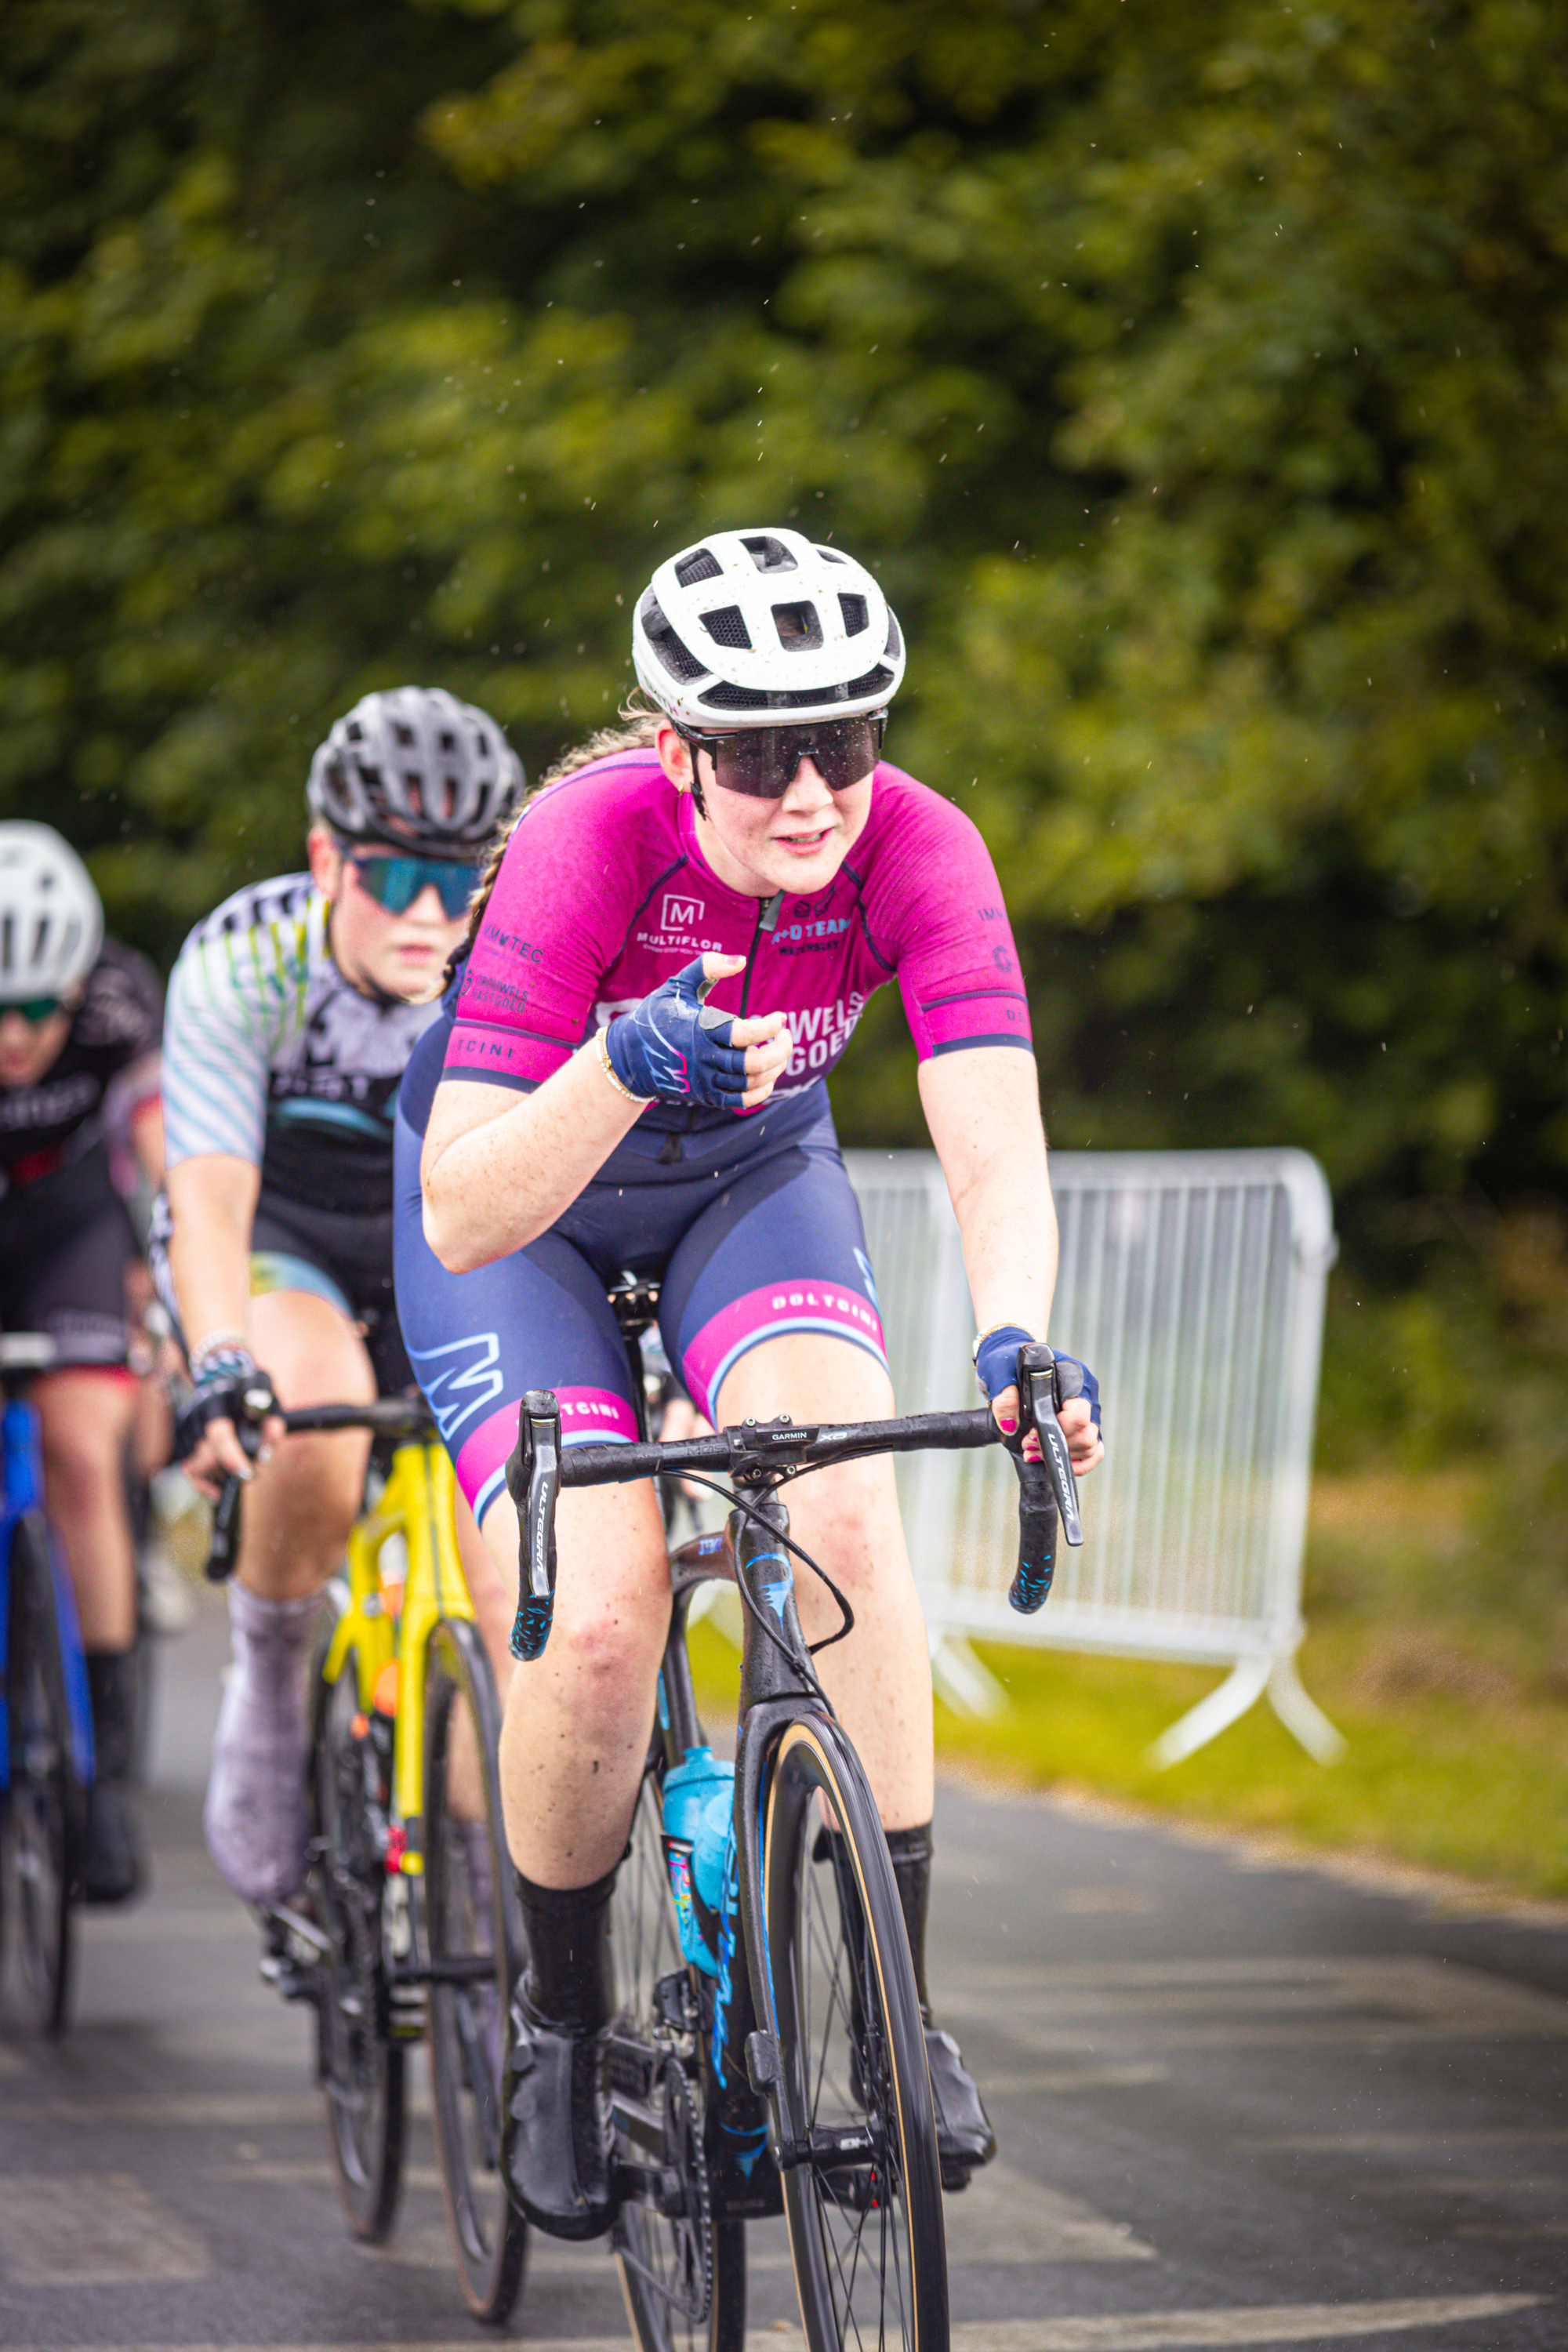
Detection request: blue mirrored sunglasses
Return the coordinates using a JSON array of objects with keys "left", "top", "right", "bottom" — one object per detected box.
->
[{"left": 347, "top": 851, "right": 479, "bottom": 920}]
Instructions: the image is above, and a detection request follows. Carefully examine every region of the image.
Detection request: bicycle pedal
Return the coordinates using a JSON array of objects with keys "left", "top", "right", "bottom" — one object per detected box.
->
[
  {"left": 259, "top": 1951, "right": 317, "bottom": 2005},
  {"left": 654, "top": 1968, "right": 699, "bottom": 2035}
]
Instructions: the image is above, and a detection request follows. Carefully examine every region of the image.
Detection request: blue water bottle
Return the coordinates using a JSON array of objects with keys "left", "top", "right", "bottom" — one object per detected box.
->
[{"left": 662, "top": 1746, "right": 735, "bottom": 1976}]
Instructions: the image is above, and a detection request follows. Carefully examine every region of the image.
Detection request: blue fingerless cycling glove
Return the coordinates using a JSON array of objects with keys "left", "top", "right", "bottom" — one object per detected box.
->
[
  {"left": 973, "top": 1325, "right": 1034, "bottom": 1406},
  {"left": 1060, "top": 1354, "right": 1102, "bottom": 1435},
  {"left": 973, "top": 1326, "right": 1102, "bottom": 1436},
  {"left": 604, "top": 958, "right": 750, "bottom": 1109}
]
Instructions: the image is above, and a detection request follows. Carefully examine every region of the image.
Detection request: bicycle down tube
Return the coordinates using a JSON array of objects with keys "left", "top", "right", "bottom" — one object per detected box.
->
[{"left": 506, "top": 1337, "right": 1087, "bottom": 2172}]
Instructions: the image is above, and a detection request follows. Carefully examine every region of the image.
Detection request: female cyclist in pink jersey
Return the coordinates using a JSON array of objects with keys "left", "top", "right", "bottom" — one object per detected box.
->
[{"left": 394, "top": 526, "right": 1102, "bottom": 2238}]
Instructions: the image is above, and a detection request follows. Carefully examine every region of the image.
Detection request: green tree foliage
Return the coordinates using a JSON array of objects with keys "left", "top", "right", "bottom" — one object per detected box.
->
[
  {"left": 2, "top": 0, "right": 1564, "bottom": 1245},
  {"left": 0, "top": 0, "right": 517, "bottom": 933}
]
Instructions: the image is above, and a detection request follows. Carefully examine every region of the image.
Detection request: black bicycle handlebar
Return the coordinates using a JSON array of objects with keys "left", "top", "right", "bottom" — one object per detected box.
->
[
  {"left": 505, "top": 1341, "right": 1087, "bottom": 1663},
  {"left": 202, "top": 1398, "right": 439, "bottom": 1581}
]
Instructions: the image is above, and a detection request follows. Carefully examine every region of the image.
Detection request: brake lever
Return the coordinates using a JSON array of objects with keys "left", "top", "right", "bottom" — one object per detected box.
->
[
  {"left": 1000, "top": 1342, "right": 1084, "bottom": 1617},
  {"left": 505, "top": 1390, "right": 561, "bottom": 1661},
  {"left": 1018, "top": 1341, "right": 1083, "bottom": 1548},
  {"left": 203, "top": 1392, "right": 270, "bottom": 1582},
  {"left": 205, "top": 1473, "right": 244, "bottom": 1582}
]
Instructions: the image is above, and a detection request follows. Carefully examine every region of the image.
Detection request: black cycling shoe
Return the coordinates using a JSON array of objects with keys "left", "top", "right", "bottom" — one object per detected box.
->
[
  {"left": 501, "top": 1984, "right": 615, "bottom": 2240},
  {"left": 924, "top": 2024, "right": 996, "bottom": 2190},
  {"left": 76, "top": 1779, "right": 147, "bottom": 1905},
  {"left": 78, "top": 1651, "right": 147, "bottom": 1906}
]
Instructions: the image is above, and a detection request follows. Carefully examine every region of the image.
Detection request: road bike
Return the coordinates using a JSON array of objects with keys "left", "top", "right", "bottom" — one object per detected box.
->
[
  {"left": 509, "top": 1283, "right": 1081, "bottom": 2352},
  {"left": 0, "top": 1334, "right": 96, "bottom": 2036},
  {"left": 206, "top": 1396, "right": 528, "bottom": 2322}
]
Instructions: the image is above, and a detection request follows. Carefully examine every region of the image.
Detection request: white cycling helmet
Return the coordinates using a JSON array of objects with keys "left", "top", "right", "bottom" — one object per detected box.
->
[
  {"left": 0, "top": 822, "right": 103, "bottom": 1001},
  {"left": 307, "top": 686, "right": 525, "bottom": 857},
  {"left": 632, "top": 528, "right": 905, "bottom": 728}
]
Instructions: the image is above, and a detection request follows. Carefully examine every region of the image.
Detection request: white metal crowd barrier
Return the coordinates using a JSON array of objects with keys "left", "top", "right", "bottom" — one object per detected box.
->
[{"left": 841, "top": 1147, "right": 1344, "bottom": 1766}]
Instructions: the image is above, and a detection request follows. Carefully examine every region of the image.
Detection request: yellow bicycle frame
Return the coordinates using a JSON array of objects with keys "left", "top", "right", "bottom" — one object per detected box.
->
[{"left": 318, "top": 1438, "right": 474, "bottom": 1878}]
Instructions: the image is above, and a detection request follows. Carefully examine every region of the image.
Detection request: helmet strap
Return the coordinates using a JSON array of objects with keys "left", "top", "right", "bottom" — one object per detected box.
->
[{"left": 673, "top": 728, "right": 709, "bottom": 819}]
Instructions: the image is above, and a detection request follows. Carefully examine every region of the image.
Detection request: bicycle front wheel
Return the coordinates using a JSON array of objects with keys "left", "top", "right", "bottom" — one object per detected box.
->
[
  {"left": 764, "top": 1714, "right": 948, "bottom": 2352},
  {"left": 310, "top": 1631, "right": 405, "bottom": 2241},
  {"left": 5, "top": 1515, "right": 78, "bottom": 2036},
  {"left": 423, "top": 1617, "right": 528, "bottom": 2322},
  {"left": 611, "top": 1754, "right": 746, "bottom": 2352}
]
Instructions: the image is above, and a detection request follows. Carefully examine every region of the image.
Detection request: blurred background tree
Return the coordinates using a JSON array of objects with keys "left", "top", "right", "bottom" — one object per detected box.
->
[{"left": 3, "top": 0, "right": 1566, "bottom": 1469}]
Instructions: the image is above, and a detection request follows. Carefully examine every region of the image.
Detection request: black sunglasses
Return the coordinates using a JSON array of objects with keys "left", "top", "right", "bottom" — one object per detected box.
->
[
  {"left": 345, "top": 851, "right": 479, "bottom": 920},
  {"left": 677, "top": 713, "right": 885, "bottom": 800},
  {"left": 0, "top": 996, "right": 62, "bottom": 1025}
]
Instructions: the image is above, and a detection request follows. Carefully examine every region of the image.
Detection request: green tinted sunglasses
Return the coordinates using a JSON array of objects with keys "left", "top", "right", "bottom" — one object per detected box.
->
[
  {"left": 0, "top": 996, "right": 63, "bottom": 1025},
  {"left": 346, "top": 852, "right": 479, "bottom": 920}
]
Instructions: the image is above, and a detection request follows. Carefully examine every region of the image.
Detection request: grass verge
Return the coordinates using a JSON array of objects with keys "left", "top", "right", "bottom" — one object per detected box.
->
[{"left": 685, "top": 1465, "right": 1568, "bottom": 1902}]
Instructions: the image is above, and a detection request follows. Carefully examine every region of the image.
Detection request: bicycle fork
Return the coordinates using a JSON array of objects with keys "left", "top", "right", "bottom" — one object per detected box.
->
[{"left": 719, "top": 1488, "right": 843, "bottom": 2182}]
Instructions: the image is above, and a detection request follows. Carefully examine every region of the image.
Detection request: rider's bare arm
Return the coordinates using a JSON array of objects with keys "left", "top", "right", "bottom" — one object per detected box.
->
[
  {"left": 165, "top": 1152, "right": 281, "bottom": 1493},
  {"left": 421, "top": 951, "right": 789, "bottom": 1273},
  {"left": 918, "top": 1046, "right": 1102, "bottom": 1475},
  {"left": 167, "top": 1152, "right": 258, "bottom": 1347}
]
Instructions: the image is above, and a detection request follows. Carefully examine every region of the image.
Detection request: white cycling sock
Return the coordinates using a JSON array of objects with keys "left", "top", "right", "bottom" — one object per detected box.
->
[{"left": 203, "top": 1584, "right": 321, "bottom": 1907}]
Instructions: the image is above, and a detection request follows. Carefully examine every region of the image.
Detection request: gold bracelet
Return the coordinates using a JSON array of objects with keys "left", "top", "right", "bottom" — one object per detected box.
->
[{"left": 594, "top": 1023, "right": 652, "bottom": 1105}]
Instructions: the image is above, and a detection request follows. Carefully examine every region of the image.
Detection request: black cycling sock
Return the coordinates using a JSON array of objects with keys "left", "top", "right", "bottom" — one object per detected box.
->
[
  {"left": 85, "top": 1648, "right": 140, "bottom": 1786},
  {"left": 885, "top": 1821, "right": 934, "bottom": 2023},
  {"left": 515, "top": 1864, "right": 616, "bottom": 2034}
]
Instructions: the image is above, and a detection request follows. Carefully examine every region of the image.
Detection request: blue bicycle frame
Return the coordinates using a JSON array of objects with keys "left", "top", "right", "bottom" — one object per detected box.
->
[{"left": 0, "top": 1388, "right": 95, "bottom": 1792}]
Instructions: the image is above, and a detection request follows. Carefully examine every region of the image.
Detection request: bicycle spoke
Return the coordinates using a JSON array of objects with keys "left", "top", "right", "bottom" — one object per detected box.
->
[
  {"left": 422, "top": 1622, "right": 526, "bottom": 2321},
  {"left": 768, "top": 1722, "right": 945, "bottom": 2352},
  {"left": 611, "top": 1762, "right": 744, "bottom": 2352},
  {"left": 310, "top": 1652, "right": 404, "bottom": 2241}
]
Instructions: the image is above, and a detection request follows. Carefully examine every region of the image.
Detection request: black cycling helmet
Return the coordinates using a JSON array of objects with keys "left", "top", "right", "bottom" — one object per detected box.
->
[{"left": 307, "top": 687, "right": 525, "bottom": 858}]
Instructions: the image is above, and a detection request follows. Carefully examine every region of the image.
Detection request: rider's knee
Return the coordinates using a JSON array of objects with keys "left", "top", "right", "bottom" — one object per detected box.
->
[
  {"left": 548, "top": 1572, "right": 668, "bottom": 1699},
  {"left": 251, "top": 1288, "right": 375, "bottom": 1409},
  {"left": 243, "top": 1435, "right": 365, "bottom": 1575},
  {"left": 38, "top": 1384, "right": 130, "bottom": 1501},
  {"left": 793, "top": 1457, "right": 903, "bottom": 1590}
]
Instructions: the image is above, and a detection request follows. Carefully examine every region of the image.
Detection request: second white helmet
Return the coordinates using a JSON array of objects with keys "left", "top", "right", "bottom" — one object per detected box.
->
[
  {"left": 0, "top": 822, "right": 103, "bottom": 1000},
  {"left": 633, "top": 528, "right": 905, "bottom": 729}
]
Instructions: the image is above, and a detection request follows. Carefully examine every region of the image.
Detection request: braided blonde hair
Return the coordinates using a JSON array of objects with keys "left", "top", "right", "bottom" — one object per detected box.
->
[{"left": 450, "top": 703, "right": 662, "bottom": 977}]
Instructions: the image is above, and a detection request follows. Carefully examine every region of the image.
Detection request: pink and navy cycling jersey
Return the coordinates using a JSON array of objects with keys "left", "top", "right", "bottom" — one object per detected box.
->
[
  {"left": 396, "top": 746, "right": 1036, "bottom": 1517},
  {"left": 446, "top": 748, "right": 1030, "bottom": 1111}
]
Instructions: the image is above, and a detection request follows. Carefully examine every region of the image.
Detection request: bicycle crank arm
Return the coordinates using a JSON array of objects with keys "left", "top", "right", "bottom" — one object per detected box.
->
[
  {"left": 392, "top": 1954, "right": 499, "bottom": 1987},
  {"left": 260, "top": 1901, "right": 332, "bottom": 1959},
  {"left": 612, "top": 2158, "right": 689, "bottom": 2218},
  {"left": 605, "top": 2091, "right": 666, "bottom": 2158}
]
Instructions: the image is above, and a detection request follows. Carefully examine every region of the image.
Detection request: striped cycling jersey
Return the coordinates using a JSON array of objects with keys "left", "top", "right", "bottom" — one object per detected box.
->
[{"left": 163, "top": 873, "right": 441, "bottom": 1214}]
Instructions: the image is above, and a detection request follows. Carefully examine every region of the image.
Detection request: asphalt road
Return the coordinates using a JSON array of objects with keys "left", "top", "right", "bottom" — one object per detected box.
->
[{"left": 1, "top": 1589, "right": 1563, "bottom": 2351}]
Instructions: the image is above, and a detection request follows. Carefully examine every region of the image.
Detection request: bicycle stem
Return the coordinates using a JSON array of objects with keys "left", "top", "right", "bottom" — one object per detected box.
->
[{"left": 503, "top": 1336, "right": 1085, "bottom": 1658}]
